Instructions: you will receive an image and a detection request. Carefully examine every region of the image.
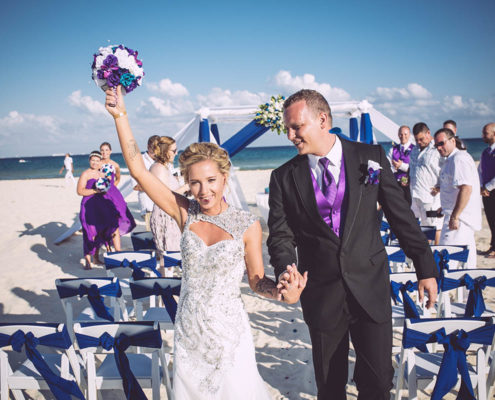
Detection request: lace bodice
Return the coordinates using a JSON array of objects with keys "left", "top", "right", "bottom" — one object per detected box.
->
[{"left": 175, "top": 200, "right": 258, "bottom": 395}]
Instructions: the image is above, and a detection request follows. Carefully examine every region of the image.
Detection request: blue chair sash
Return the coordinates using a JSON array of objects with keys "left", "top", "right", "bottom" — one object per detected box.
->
[
  {"left": 105, "top": 253, "right": 161, "bottom": 279},
  {"left": 0, "top": 327, "right": 85, "bottom": 400},
  {"left": 390, "top": 280, "right": 420, "bottom": 318},
  {"left": 76, "top": 329, "right": 162, "bottom": 400},
  {"left": 387, "top": 249, "right": 406, "bottom": 263},
  {"left": 403, "top": 323, "right": 495, "bottom": 400},
  {"left": 441, "top": 274, "right": 495, "bottom": 317},
  {"left": 57, "top": 280, "right": 122, "bottom": 321},
  {"left": 163, "top": 255, "right": 181, "bottom": 269},
  {"left": 130, "top": 282, "right": 181, "bottom": 323}
]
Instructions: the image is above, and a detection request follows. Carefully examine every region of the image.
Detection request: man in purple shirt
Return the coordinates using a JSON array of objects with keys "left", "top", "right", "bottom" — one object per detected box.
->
[
  {"left": 479, "top": 122, "right": 495, "bottom": 258},
  {"left": 268, "top": 89, "right": 438, "bottom": 399}
]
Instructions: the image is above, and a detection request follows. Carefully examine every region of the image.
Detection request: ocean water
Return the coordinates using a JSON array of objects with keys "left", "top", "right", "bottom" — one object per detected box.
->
[{"left": 0, "top": 138, "right": 488, "bottom": 180}]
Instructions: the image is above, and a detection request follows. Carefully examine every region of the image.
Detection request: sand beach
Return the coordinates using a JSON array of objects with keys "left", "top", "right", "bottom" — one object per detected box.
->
[{"left": 0, "top": 171, "right": 493, "bottom": 399}]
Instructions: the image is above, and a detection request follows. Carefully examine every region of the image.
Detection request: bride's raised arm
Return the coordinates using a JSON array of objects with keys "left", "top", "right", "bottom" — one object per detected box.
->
[{"left": 105, "top": 85, "right": 188, "bottom": 229}]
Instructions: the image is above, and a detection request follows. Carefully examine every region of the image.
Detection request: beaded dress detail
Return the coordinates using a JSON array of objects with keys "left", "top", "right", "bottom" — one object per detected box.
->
[{"left": 173, "top": 200, "right": 271, "bottom": 399}]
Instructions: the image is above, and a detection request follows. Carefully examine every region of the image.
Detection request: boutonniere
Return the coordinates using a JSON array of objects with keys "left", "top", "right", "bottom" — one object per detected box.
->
[{"left": 364, "top": 160, "right": 382, "bottom": 185}]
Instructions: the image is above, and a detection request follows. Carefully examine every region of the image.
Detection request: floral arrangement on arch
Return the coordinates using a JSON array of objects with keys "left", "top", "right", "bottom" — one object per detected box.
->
[
  {"left": 255, "top": 95, "right": 286, "bottom": 135},
  {"left": 91, "top": 45, "right": 144, "bottom": 94}
]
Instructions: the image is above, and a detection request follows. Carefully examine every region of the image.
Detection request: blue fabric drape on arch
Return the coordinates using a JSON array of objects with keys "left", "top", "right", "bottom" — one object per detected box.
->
[
  {"left": 210, "top": 123, "right": 220, "bottom": 144},
  {"left": 221, "top": 120, "right": 269, "bottom": 157},
  {"left": 349, "top": 117, "right": 359, "bottom": 141},
  {"left": 360, "top": 113, "right": 373, "bottom": 144},
  {"left": 199, "top": 119, "right": 210, "bottom": 142}
]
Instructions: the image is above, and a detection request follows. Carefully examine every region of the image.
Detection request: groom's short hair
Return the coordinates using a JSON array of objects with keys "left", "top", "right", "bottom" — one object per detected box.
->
[{"left": 283, "top": 89, "right": 332, "bottom": 124}]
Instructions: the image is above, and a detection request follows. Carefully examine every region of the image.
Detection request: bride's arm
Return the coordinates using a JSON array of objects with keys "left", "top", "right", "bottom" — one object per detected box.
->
[
  {"left": 105, "top": 86, "right": 188, "bottom": 228},
  {"left": 244, "top": 221, "right": 280, "bottom": 300}
]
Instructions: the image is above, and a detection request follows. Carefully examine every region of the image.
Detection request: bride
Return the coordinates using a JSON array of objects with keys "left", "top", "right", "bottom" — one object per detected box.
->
[{"left": 104, "top": 86, "right": 307, "bottom": 399}]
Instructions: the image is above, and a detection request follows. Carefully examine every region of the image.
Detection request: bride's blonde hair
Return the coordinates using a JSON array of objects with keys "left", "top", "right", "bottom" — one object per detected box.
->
[{"left": 179, "top": 142, "right": 231, "bottom": 182}]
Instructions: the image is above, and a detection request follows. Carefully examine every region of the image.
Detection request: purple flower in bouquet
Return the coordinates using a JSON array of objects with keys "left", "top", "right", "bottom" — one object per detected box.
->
[{"left": 92, "top": 44, "right": 144, "bottom": 94}]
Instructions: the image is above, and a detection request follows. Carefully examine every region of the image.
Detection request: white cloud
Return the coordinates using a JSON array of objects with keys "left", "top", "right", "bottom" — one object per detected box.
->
[
  {"left": 371, "top": 83, "right": 432, "bottom": 101},
  {"left": 68, "top": 90, "right": 106, "bottom": 115},
  {"left": 273, "top": 70, "right": 351, "bottom": 101},
  {"left": 196, "top": 88, "right": 267, "bottom": 108},
  {"left": 0, "top": 110, "right": 60, "bottom": 136},
  {"left": 140, "top": 96, "right": 195, "bottom": 117},
  {"left": 442, "top": 95, "right": 492, "bottom": 116},
  {"left": 147, "top": 78, "right": 189, "bottom": 97},
  {"left": 407, "top": 83, "right": 432, "bottom": 99}
]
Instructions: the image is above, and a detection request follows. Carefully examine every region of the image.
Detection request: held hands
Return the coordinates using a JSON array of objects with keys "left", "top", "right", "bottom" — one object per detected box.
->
[
  {"left": 104, "top": 86, "right": 126, "bottom": 119},
  {"left": 277, "top": 263, "right": 308, "bottom": 304},
  {"left": 418, "top": 277, "right": 437, "bottom": 309}
]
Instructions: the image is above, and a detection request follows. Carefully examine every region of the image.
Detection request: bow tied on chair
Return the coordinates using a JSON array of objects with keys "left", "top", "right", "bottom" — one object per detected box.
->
[
  {"left": 462, "top": 274, "right": 495, "bottom": 317},
  {"left": 152, "top": 282, "right": 178, "bottom": 322},
  {"left": 120, "top": 259, "right": 146, "bottom": 280},
  {"left": 390, "top": 280, "right": 420, "bottom": 318},
  {"left": 0, "top": 328, "right": 85, "bottom": 400},
  {"left": 105, "top": 254, "right": 162, "bottom": 278},
  {"left": 433, "top": 249, "right": 450, "bottom": 274},
  {"left": 403, "top": 324, "right": 495, "bottom": 400},
  {"left": 77, "top": 328, "right": 162, "bottom": 400},
  {"left": 77, "top": 283, "right": 115, "bottom": 321}
]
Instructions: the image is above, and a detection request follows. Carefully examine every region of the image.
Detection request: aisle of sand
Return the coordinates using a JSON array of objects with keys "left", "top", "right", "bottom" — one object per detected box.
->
[{"left": 0, "top": 171, "right": 493, "bottom": 399}]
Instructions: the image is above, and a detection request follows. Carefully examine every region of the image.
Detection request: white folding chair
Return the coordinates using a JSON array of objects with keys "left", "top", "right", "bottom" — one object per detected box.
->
[
  {"left": 55, "top": 277, "right": 128, "bottom": 341},
  {"left": 394, "top": 317, "right": 495, "bottom": 400},
  {"left": 129, "top": 277, "right": 181, "bottom": 331},
  {"left": 74, "top": 321, "right": 172, "bottom": 400},
  {"left": 431, "top": 245, "right": 470, "bottom": 304},
  {"left": 386, "top": 246, "right": 409, "bottom": 272},
  {"left": 162, "top": 252, "right": 182, "bottom": 278},
  {"left": 0, "top": 323, "right": 85, "bottom": 400},
  {"left": 437, "top": 268, "right": 495, "bottom": 318},
  {"left": 390, "top": 272, "right": 431, "bottom": 326},
  {"left": 430, "top": 245, "right": 469, "bottom": 270}
]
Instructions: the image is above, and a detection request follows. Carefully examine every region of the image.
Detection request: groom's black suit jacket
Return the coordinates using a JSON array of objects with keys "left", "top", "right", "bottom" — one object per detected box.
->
[{"left": 267, "top": 138, "right": 438, "bottom": 330}]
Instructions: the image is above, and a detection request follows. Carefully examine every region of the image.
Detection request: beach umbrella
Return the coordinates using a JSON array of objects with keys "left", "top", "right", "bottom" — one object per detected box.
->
[
  {"left": 199, "top": 119, "right": 210, "bottom": 142},
  {"left": 360, "top": 113, "right": 373, "bottom": 144},
  {"left": 349, "top": 117, "right": 359, "bottom": 141},
  {"left": 222, "top": 120, "right": 269, "bottom": 158}
]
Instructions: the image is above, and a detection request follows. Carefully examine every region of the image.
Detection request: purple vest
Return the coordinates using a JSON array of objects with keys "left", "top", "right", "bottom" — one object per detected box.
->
[
  {"left": 311, "top": 156, "right": 346, "bottom": 237},
  {"left": 480, "top": 147, "right": 495, "bottom": 186},
  {"left": 392, "top": 143, "right": 414, "bottom": 180}
]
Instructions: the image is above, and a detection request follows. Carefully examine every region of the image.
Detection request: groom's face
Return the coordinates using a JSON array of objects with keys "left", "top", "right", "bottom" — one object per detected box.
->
[{"left": 284, "top": 100, "right": 323, "bottom": 155}]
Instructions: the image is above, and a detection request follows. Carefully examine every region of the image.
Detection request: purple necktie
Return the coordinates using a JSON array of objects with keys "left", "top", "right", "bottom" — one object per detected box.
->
[{"left": 319, "top": 157, "right": 337, "bottom": 205}]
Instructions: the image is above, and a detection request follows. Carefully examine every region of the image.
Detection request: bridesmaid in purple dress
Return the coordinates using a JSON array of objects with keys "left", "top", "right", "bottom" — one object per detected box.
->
[{"left": 77, "top": 151, "right": 136, "bottom": 269}]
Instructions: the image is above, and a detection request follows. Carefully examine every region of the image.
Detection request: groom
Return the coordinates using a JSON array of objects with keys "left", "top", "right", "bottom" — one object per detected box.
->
[{"left": 268, "top": 89, "right": 438, "bottom": 399}]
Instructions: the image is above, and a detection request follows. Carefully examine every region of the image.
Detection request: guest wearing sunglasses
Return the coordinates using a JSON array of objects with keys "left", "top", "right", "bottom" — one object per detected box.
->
[{"left": 434, "top": 128, "right": 481, "bottom": 267}]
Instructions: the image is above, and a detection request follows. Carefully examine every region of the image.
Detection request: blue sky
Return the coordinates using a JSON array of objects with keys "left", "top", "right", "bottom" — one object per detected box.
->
[{"left": 1, "top": 0, "right": 494, "bottom": 157}]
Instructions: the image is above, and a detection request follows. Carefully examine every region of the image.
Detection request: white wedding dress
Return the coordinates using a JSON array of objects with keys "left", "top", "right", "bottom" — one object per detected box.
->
[{"left": 173, "top": 200, "right": 271, "bottom": 399}]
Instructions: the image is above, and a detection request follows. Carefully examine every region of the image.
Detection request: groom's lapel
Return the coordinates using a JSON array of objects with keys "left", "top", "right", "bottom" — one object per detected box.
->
[
  {"left": 291, "top": 155, "right": 340, "bottom": 244},
  {"left": 341, "top": 139, "right": 364, "bottom": 248}
]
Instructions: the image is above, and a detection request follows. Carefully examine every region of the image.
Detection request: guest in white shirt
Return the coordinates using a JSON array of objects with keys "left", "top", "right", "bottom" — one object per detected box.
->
[
  {"left": 133, "top": 135, "right": 159, "bottom": 230},
  {"left": 434, "top": 128, "right": 481, "bottom": 268},
  {"left": 59, "top": 153, "right": 76, "bottom": 187},
  {"left": 409, "top": 122, "right": 444, "bottom": 244},
  {"left": 387, "top": 125, "right": 415, "bottom": 205}
]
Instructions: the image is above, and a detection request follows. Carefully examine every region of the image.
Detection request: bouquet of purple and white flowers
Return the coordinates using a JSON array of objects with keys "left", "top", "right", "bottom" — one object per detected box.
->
[
  {"left": 91, "top": 45, "right": 144, "bottom": 93},
  {"left": 94, "top": 163, "right": 115, "bottom": 192}
]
